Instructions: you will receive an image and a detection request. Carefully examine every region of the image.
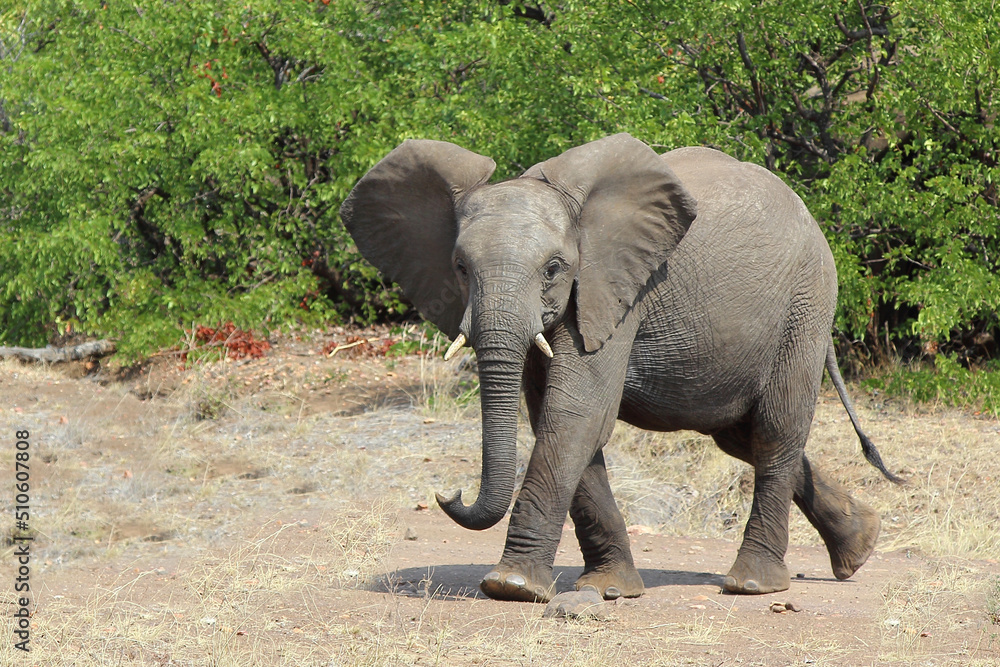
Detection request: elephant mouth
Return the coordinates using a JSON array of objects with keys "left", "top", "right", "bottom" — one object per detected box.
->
[{"left": 442, "top": 331, "right": 553, "bottom": 361}]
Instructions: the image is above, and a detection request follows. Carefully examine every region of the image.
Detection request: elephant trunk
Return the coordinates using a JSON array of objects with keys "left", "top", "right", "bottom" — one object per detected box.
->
[{"left": 436, "top": 301, "right": 534, "bottom": 531}]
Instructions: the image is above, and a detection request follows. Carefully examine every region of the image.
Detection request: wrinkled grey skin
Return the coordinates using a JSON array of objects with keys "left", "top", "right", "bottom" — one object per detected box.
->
[{"left": 340, "top": 134, "right": 899, "bottom": 602}]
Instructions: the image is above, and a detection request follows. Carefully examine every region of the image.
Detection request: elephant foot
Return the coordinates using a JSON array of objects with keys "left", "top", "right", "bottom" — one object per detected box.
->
[
  {"left": 722, "top": 553, "right": 789, "bottom": 595},
  {"left": 825, "top": 499, "right": 881, "bottom": 580},
  {"left": 575, "top": 563, "right": 644, "bottom": 600},
  {"left": 480, "top": 563, "right": 555, "bottom": 603}
]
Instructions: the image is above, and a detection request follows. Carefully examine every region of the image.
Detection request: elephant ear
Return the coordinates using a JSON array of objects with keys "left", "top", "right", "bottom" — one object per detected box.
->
[
  {"left": 339, "top": 140, "right": 496, "bottom": 338},
  {"left": 522, "top": 133, "right": 697, "bottom": 352}
]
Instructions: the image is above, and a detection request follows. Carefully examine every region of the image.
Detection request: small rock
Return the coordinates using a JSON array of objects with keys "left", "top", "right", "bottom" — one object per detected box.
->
[
  {"left": 770, "top": 602, "right": 786, "bottom": 613},
  {"left": 415, "top": 501, "right": 429, "bottom": 511},
  {"left": 784, "top": 601, "right": 802, "bottom": 612},
  {"left": 796, "top": 572, "right": 805, "bottom": 579},
  {"left": 404, "top": 527, "right": 418, "bottom": 541},
  {"left": 543, "top": 590, "right": 609, "bottom": 620}
]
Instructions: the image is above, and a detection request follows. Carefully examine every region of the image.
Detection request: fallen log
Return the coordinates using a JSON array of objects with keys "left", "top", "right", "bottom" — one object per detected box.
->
[{"left": 0, "top": 340, "right": 116, "bottom": 363}]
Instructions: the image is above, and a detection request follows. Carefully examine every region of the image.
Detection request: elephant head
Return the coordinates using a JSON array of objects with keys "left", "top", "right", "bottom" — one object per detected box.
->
[{"left": 339, "top": 134, "right": 697, "bottom": 530}]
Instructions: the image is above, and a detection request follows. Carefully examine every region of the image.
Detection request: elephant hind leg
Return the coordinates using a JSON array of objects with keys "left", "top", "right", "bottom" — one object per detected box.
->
[
  {"left": 713, "top": 429, "right": 880, "bottom": 583},
  {"left": 716, "top": 313, "right": 840, "bottom": 594},
  {"left": 797, "top": 456, "right": 880, "bottom": 580},
  {"left": 722, "top": 451, "right": 796, "bottom": 594},
  {"left": 570, "top": 450, "right": 644, "bottom": 600}
]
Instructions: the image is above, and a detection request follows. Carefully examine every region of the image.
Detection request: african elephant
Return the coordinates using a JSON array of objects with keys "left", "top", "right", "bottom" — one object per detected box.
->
[{"left": 339, "top": 134, "right": 899, "bottom": 602}]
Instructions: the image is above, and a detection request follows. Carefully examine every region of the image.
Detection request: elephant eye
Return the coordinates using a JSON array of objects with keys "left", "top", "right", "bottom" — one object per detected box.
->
[
  {"left": 543, "top": 261, "right": 561, "bottom": 282},
  {"left": 455, "top": 261, "right": 469, "bottom": 282}
]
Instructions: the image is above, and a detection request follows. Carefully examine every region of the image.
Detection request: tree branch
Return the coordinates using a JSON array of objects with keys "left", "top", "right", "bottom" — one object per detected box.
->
[
  {"left": 736, "top": 32, "right": 766, "bottom": 114},
  {"left": 765, "top": 126, "right": 832, "bottom": 161},
  {"left": 0, "top": 340, "right": 116, "bottom": 363},
  {"left": 639, "top": 87, "right": 668, "bottom": 101},
  {"left": 835, "top": 10, "right": 889, "bottom": 40}
]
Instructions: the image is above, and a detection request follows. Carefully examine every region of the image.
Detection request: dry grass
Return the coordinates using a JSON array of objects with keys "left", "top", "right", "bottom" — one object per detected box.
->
[
  {"left": 414, "top": 353, "right": 482, "bottom": 423},
  {"left": 863, "top": 414, "right": 1000, "bottom": 561},
  {"left": 319, "top": 598, "right": 748, "bottom": 667},
  {"left": 878, "top": 561, "right": 998, "bottom": 664},
  {"left": 5, "top": 500, "right": 401, "bottom": 665},
  {"left": 605, "top": 428, "right": 749, "bottom": 538},
  {"left": 2, "top": 351, "right": 998, "bottom": 665}
]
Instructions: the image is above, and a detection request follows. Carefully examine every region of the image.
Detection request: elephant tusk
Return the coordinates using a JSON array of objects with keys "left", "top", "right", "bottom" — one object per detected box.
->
[
  {"left": 534, "top": 333, "right": 554, "bottom": 358},
  {"left": 443, "top": 333, "right": 467, "bottom": 361}
]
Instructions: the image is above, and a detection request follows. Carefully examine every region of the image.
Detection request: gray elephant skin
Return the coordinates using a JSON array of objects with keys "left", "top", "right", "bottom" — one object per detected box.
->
[{"left": 339, "top": 134, "right": 899, "bottom": 602}]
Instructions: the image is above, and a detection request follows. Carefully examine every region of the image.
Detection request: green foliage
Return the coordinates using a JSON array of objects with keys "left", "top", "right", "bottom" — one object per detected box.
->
[
  {"left": 1, "top": 0, "right": 997, "bottom": 375},
  {"left": 863, "top": 355, "right": 1000, "bottom": 416},
  {"left": 384, "top": 322, "right": 447, "bottom": 357}
]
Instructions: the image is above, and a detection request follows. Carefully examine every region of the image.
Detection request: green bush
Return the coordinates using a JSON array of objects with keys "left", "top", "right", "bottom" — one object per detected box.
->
[
  {"left": 1, "top": 1, "right": 996, "bottom": 369},
  {"left": 864, "top": 354, "right": 1000, "bottom": 416}
]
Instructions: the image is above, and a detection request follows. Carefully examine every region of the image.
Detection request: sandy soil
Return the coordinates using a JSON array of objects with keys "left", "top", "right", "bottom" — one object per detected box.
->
[{"left": 1, "top": 329, "right": 998, "bottom": 665}]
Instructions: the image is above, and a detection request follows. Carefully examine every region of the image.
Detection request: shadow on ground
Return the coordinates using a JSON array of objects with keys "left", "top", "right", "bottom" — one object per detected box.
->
[{"left": 373, "top": 565, "right": 727, "bottom": 600}]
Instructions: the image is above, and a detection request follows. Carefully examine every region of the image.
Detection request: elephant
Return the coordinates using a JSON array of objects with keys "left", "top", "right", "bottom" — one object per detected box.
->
[{"left": 339, "top": 133, "right": 900, "bottom": 602}]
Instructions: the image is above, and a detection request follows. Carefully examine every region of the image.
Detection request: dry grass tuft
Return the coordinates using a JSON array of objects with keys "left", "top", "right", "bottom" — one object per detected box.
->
[
  {"left": 606, "top": 427, "right": 750, "bottom": 538},
  {"left": 415, "top": 354, "right": 481, "bottom": 422},
  {"left": 7, "top": 499, "right": 401, "bottom": 665},
  {"left": 326, "top": 499, "right": 401, "bottom": 587},
  {"left": 878, "top": 561, "right": 998, "bottom": 663}
]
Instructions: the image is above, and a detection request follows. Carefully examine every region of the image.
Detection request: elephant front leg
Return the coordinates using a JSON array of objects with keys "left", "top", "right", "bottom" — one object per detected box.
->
[
  {"left": 483, "top": 364, "right": 632, "bottom": 600},
  {"left": 478, "top": 470, "right": 566, "bottom": 602},
  {"left": 481, "top": 449, "right": 644, "bottom": 603},
  {"left": 570, "top": 450, "right": 644, "bottom": 600},
  {"left": 479, "top": 451, "right": 579, "bottom": 602},
  {"left": 483, "top": 411, "right": 626, "bottom": 602}
]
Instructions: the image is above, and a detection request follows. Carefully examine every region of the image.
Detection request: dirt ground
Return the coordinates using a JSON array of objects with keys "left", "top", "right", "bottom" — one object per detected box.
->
[{"left": 1, "top": 328, "right": 999, "bottom": 666}]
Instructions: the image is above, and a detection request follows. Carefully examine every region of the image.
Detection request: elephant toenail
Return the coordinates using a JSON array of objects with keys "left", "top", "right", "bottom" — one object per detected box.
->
[
  {"left": 743, "top": 579, "right": 760, "bottom": 593},
  {"left": 505, "top": 574, "right": 526, "bottom": 587},
  {"left": 483, "top": 571, "right": 501, "bottom": 583},
  {"left": 604, "top": 587, "right": 622, "bottom": 600},
  {"left": 578, "top": 584, "right": 600, "bottom": 593}
]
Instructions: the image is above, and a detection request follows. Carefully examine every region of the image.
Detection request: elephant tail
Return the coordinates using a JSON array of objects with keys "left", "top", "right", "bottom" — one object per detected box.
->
[{"left": 826, "top": 342, "right": 904, "bottom": 484}]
